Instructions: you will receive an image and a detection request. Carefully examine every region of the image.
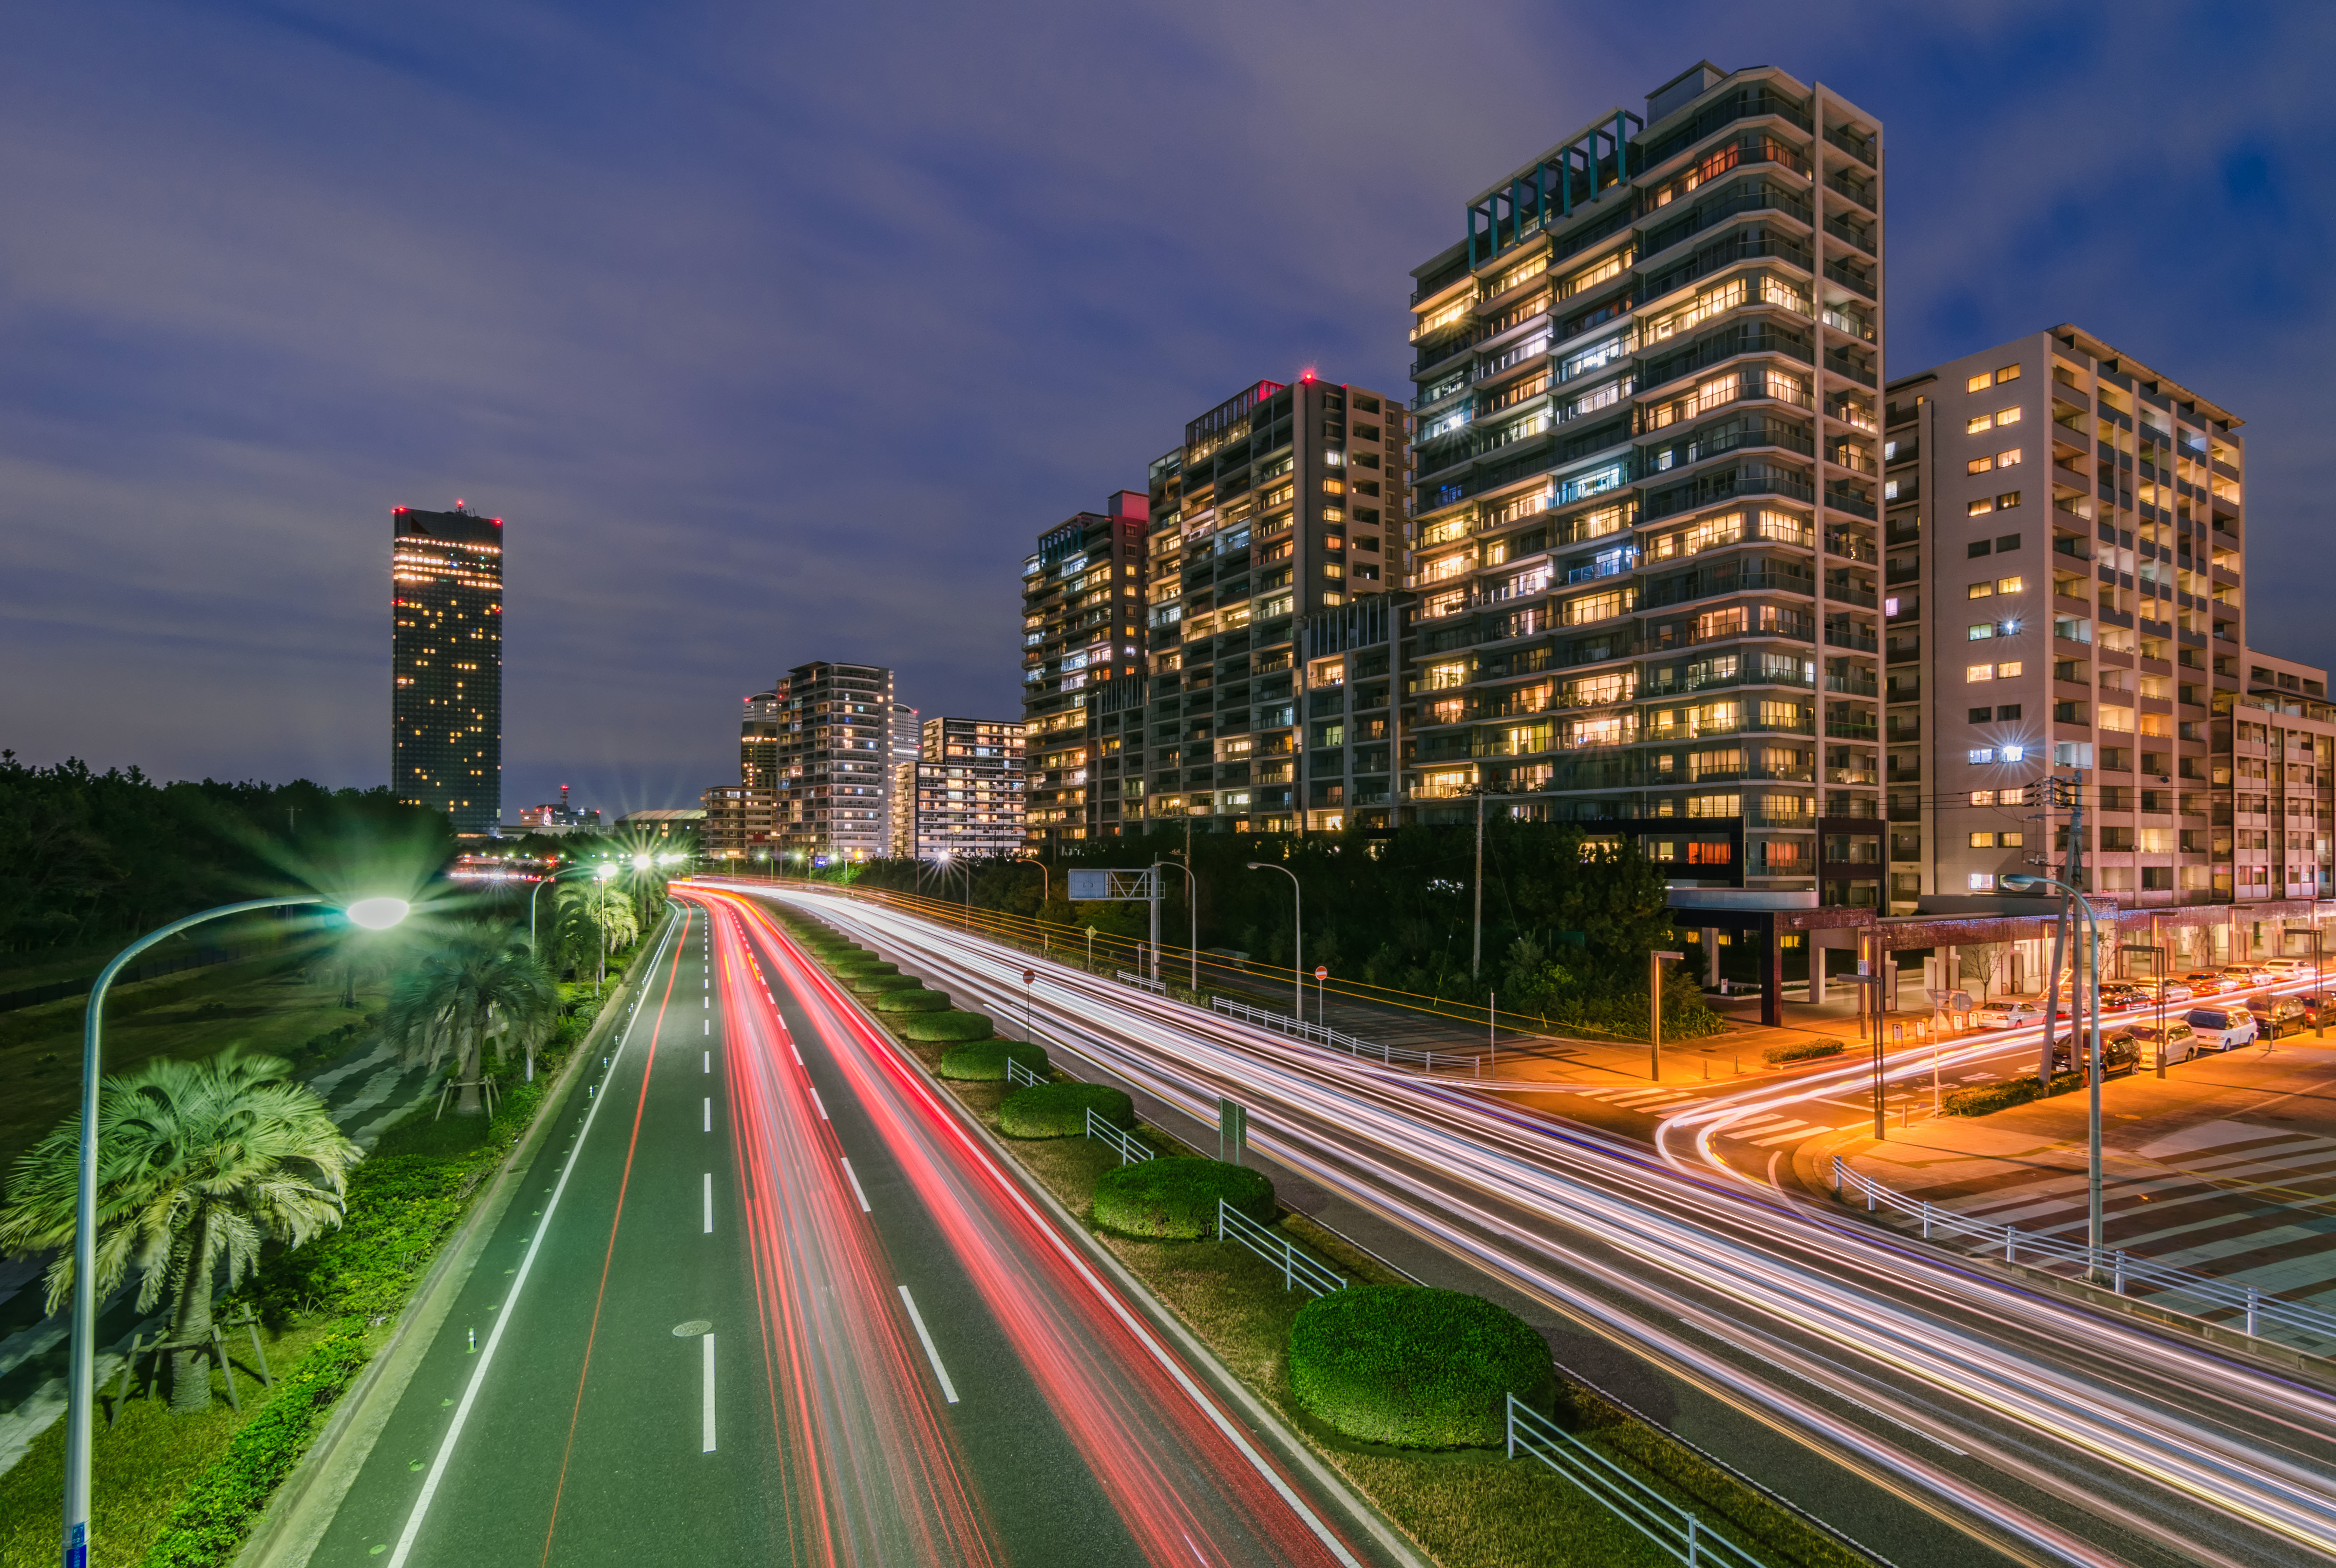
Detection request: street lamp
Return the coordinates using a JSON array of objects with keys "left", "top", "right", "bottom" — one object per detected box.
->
[
  {"left": 594, "top": 864, "right": 618, "bottom": 993},
  {"left": 1155, "top": 857, "right": 1198, "bottom": 994},
  {"left": 62, "top": 893, "right": 408, "bottom": 1568},
  {"left": 2004, "top": 872, "right": 2107, "bottom": 1269},
  {"left": 528, "top": 864, "right": 594, "bottom": 951},
  {"left": 1649, "top": 950, "right": 1684, "bottom": 1081},
  {"left": 1244, "top": 862, "right": 1302, "bottom": 1017}
]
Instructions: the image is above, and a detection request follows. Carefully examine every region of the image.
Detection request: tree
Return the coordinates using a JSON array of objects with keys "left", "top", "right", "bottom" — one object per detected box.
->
[
  {"left": 380, "top": 925, "right": 560, "bottom": 1113},
  {"left": 0, "top": 1048, "right": 360, "bottom": 1413},
  {"left": 551, "top": 878, "right": 638, "bottom": 982},
  {"left": 1960, "top": 943, "right": 2000, "bottom": 1002}
]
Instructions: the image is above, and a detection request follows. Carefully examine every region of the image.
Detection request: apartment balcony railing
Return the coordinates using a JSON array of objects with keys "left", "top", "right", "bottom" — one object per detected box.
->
[
  {"left": 1823, "top": 259, "right": 1878, "bottom": 301},
  {"left": 1826, "top": 531, "right": 1877, "bottom": 563},
  {"left": 1824, "top": 485, "right": 1879, "bottom": 520},
  {"left": 1823, "top": 171, "right": 1876, "bottom": 211},
  {"left": 1826, "top": 673, "right": 1879, "bottom": 696},
  {"left": 1641, "top": 567, "right": 1817, "bottom": 610},
  {"left": 1639, "top": 235, "right": 1815, "bottom": 309},
  {"left": 1823, "top": 344, "right": 1878, "bottom": 386},
  {"left": 1640, "top": 667, "right": 1814, "bottom": 699},
  {"left": 1639, "top": 187, "right": 1814, "bottom": 268},
  {"left": 1822, "top": 214, "right": 1877, "bottom": 255},
  {"left": 1826, "top": 624, "right": 1879, "bottom": 651},
  {"left": 1823, "top": 124, "right": 1879, "bottom": 167},
  {"left": 1824, "top": 718, "right": 1880, "bottom": 740},
  {"left": 1638, "top": 323, "right": 1816, "bottom": 397},
  {"left": 1642, "top": 461, "right": 1815, "bottom": 522}
]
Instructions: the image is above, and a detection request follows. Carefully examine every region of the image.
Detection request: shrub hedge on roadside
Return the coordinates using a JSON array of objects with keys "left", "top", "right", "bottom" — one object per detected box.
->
[
  {"left": 1000, "top": 1081, "right": 1134, "bottom": 1138},
  {"left": 1288, "top": 1285, "right": 1554, "bottom": 1449},
  {"left": 1762, "top": 1039, "right": 1845, "bottom": 1065},
  {"left": 1093, "top": 1157, "right": 1273, "bottom": 1239},
  {"left": 874, "top": 987, "right": 951, "bottom": 1014},
  {"left": 937, "top": 1040, "right": 1050, "bottom": 1081},
  {"left": 846, "top": 971, "right": 921, "bottom": 995},
  {"left": 894, "top": 1010, "right": 995, "bottom": 1042},
  {"left": 136, "top": 1327, "right": 373, "bottom": 1568},
  {"left": 1944, "top": 1071, "right": 2083, "bottom": 1117}
]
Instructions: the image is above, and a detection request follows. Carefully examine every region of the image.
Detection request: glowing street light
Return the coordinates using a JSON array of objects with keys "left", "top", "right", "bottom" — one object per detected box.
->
[{"left": 62, "top": 893, "right": 407, "bottom": 1568}]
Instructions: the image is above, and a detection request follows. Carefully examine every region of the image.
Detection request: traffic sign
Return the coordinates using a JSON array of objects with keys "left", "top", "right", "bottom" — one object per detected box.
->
[{"left": 1314, "top": 966, "right": 1329, "bottom": 980}]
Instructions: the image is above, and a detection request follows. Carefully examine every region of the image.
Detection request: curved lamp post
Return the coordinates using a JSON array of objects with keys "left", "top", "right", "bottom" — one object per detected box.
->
[
  {"left": 1244, "top": 861, "right": 1301, "bottom": 1017},
  {"left": 528, "top": 863, "right": 593, "bottom": 951},
  {"left": 1155, "top": 857, "right": 1197, "bottom": 994},
  {"left": 2004, "top": 872, "right": 2106, "bottom": 1269},
  {"left": 62, "top": 893, "right": 408, "bottom": 1568}
]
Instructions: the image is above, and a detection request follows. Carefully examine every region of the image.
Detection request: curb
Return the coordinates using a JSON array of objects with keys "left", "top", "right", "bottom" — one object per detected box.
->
[{"left": 232, "top": 911, "right": 677, "bottom": 1568}]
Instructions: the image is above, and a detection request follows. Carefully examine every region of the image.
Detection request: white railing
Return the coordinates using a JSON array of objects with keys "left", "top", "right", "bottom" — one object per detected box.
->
[
  {"left": 1506, "top": 1397, "right": 1764, "bottom": 1567},
  {"left": 1115, "top": 969, "right": 1167, "bottom": 996},
  {"left": 1216, "top": 1200, "right": 1346, "bottom": 1297},
  {"left": 1084, "top": 1108, "right": 1153, "bottom": 1166},
  {"left": 1832, "top": 1158, "right": 2336, "bottom": 1349},
  {"left": 1210, "top": 996, "right": 1477, "bottom": 1074},
  {"left": 1005, "top": 1055, "right": 1045, "bottom": 1089}
]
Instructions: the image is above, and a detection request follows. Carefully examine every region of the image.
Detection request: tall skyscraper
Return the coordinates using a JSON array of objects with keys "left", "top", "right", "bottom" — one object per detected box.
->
[
  {"left": 391, "top": 503, "right": 503, "bottom": 834},
  {"left": 901, "top": 717, "right": 1027, "bottom": 859},
  {"left": 1022, "top": 490, "right": 1149, "bottom": 848},
  {"left": 770, "top": 661, "right": 895, "bottom": 863},
  {"left": 1397, "top": 62, "right": 1884, "bottom": 897}
]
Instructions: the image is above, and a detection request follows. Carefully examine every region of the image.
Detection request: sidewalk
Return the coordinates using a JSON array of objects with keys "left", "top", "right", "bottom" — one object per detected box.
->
[{"left": 1810, "top": 1040, "right": 2336, "bottom": 1304}]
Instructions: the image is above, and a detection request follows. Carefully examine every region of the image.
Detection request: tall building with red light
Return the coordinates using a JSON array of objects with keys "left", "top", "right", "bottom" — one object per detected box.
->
[{"left": 392, "top": 503, "right": 504, "bottom": 835}]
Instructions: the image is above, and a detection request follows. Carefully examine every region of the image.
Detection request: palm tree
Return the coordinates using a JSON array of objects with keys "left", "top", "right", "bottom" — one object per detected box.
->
[
  {"left": 552, "top": 879, "right": 638, "bottom": 986},
  {"left": 0, "top": 1048, "right": 360, "bottom": 1414},
  {"left": 380, "top": 924, "right": 560, "bottom": 1113}
]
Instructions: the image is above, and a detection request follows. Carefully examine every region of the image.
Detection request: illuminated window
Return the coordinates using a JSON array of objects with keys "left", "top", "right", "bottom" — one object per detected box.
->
[
  {"left": 1969, "top": 789, "right": 1997, "bottom": 805},
  {"left": 1996, "top": 491, "right": 2022, "bottom": 510},
  {"left": 1322, "top": 478, "right": 1346, "bottom": 495},
  {"left": 1997, "top": 661, "right": 2023, "bottom": 678},
  {"left": 1966, "top": 373, "right": 1991, "bottom": 394},
  {"left": 1996, "top": 575, "right": 2025, "bottom": 594},
  {"left": 1966, "top": 414, "right": 1992, "bottom": 435},
  {"left": 1968, "top": 831, "right": 1995, "bottom": 848},
  {"left": 1995, "top": 405, "right": 2022, "bottom": 426},
  {"left": 1321, "top": 507, "right": 1345, "bottom": 523},
  {"left": 1995, "top": 448, "right": 2022, "bottom": 468},
  {"left": 1968, "top": 497, "right": 1995, "bottom": 516},
  {"left": 1968, "top": 623, "right": 1994, "bottom": 641},
  {"left": 1967, "top": 455, "right": 1994, "bottom": 475},
  {"left": 1968, "top": 748, "right": 1996, "bottom": 763},
  {"left": 1969, "top": 872, "right": 1997, "bottom": 890}
]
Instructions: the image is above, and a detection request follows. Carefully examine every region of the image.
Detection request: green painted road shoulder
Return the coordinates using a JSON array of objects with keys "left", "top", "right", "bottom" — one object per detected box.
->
[{"left": 232, "top": 908, "right": 683, "bottom": 1568}]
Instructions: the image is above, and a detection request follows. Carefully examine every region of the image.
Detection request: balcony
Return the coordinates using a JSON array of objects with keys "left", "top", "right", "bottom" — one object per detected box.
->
[
  {"left": 1823, "top": 171, "right": 1876, "bottom": 211},
  {"left": 1824, "top": 718, "right": 1879, "bottom": 741},
  {"left": 1826, "top": 531, "right": 1878, "bottom": 563},
  {"left": 1822, "top": 259, "right": 1877, "bottom": 301},
  {"left": 1825, "top": 673, "right": 1879, "bottom": 697},
  {"left": 1640, "top": 567, "right": 1817, "bottom": 610},
  {"left": 1822, "top": 214, "right": 1876, "bottom": 255},
  {"left": 1823, "top": 123, "right": 1878, "bottom": 167},
  {"left": 1822, "top": 343, "right": 1877, "bottom": 385},
  {"left": 1825, "top": 624, "right": 1879, "bottom": 652}
]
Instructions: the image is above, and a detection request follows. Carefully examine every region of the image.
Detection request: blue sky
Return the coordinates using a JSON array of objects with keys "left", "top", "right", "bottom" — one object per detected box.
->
[{"left": 2, "top": 0, "right": 2328, "bottom": 815}]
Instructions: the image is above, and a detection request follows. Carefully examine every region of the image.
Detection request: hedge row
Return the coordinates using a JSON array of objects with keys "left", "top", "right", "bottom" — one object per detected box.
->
[
  {"left": 1944, "top": 1071, "right": 2083, "bottom": 1117},
  {"left": 1093, "top": 1157, "right": 1272, "bottom": 1239},
  {"left": 938, "top": 1041, "right": 1049, "bottom": 1081},
  {"left": 135, "top": 1328, "right": 371, "bottom": 1568},
  {"left": 1289, "top": 1285, "right": 1554, "bottom": 1449},
  {"left": 1762, "top": 1039, "right": 1844, "bottom": 1065},
  {"left": 1001, "top": 1082, "right": 1133, "bottom": 1138}
]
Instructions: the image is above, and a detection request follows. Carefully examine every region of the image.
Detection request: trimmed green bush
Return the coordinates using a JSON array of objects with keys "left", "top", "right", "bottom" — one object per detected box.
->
[
  {"left": 894, "top": 1009, "right": 996, "bottom": 1042},
  {"left": 1944, "top": 1071, "right": 2082, "bottom": 1117},
  {"left": 874, "top": 987, "right": 951, "bottom": 1014},
  {"left": 1000, "top": 1081, "right": 1134, "bottom": 1138},
  {"left": 1762, "top": 1039, "right": 1844, "bottom": 1065},
  {"left": 829, "top": 955, "right": 896, "bottom": 974},
  {"left": 1094, "top": 1157, "right": 1273, "bottom": 1239},
  {"left": 937, "top": 1040, "right": 1051, "bottom": 1081},
  {"left": 846, "top": 971, "right": 921, "bottom": 995},
  {"left": 136, "top": 1327, "right": 372, "bottom": 1567},
  {"left": 1289, "top": 1285, "right": 1554, "bottom": 1449}
]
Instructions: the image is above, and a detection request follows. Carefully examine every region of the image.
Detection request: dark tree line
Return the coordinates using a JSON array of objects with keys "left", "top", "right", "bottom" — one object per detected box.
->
[
  {"left": 0, "top": 753, "right": 456, "bottom": 957},
  {"left": 828, "top": 821, "right": 1714, "bottom": 1034}
]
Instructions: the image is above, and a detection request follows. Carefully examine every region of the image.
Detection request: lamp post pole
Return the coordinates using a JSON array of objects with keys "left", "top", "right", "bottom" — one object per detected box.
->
[
  {"left": 2007, "top": 872, "right": 2106, "bottom": 1268},
  {"left": 1246, "top": 862, "right": 1302, "bottom": 1017},
  {"left": 1158, "top": 856, "right": 1198, "bottom": 993},
  {"left": 1649, "top": 950, "right": 1684, "bottom": 1081},
  {"left": 61, "top": 893, "right": 409, "bottom": 1568}
]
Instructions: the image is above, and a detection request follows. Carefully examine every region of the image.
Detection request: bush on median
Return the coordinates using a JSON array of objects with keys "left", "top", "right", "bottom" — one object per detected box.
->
[
  {"left": 1093, "top": 1157, "right": 1273, "bottom": 1239},
  {"left": 1943, "top": 1071, "right": 2083, "bottom": 1117},
  {"left": 874, "top": 987, "right": 951, "bottom": 1014},
  {"left": 893, "top": 1010, "right": 995, "bottom": 1043},
  {"left": 1000, "top": 1081, "right": 1133, "bottom": 1138},
  {"left": 937, "top": 1040, "right": 1050, "bottom": 1081},
  {"left": 846, "top": 971, "right": 921, "bottom": 996},
  {"left": 1288, "top": 1285, "right": 1554, "bottom": 1449},
  {"left": 1762, "top": 1039, "right": 1844, "bottom": 1065}
]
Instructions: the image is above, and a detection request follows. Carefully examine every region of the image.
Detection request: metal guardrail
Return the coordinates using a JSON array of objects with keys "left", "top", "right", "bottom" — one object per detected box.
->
[
  {"left": 1833, "top": 1158, "right": 2336, "bottom": 1349},
  {"left": 1210, "top": 996, "right": 1478, "bottom": 1074},
  {"left": 1114, "top": 969, "right": 1167, "bottom": 995},
  {"left": 1005, "top": 1055, "right": 1045, "bottom": 1090},
  {"left": 1084, "top": 1108, "right": 1154, "bottom": 1166},
  {"left": 1507, "top": 1396, "right": 1763, "bottom": 1567},
  {"left": 1217, "top": 1200, "right": 1347, "bottom": 1296}
]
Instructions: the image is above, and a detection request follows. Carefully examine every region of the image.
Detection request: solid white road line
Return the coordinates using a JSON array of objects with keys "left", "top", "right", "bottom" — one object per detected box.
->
[
  {"left": 701, "top": 1331, "right": 717, "bottom": 1453},
  {"left": 702, "top": 1172, "right": 713, "bottom": 1233},
  {"left": 383, "top": 910, "right": 680, "bottom": 1568},
  {"left": 703, "top": 1096, "right": 710, "bottom": 1133},
  {"left": 809, "top": 1086, "right": 829, "bottom": 1121},
  {"left": 897, "top": 1285, "right": 958, "bottom": 1403},
  {"left": 839, "top": 1156, "right": 872, "bottom": 1212}
]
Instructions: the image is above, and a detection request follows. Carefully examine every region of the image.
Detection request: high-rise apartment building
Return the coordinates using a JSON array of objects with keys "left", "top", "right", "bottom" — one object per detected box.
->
[
  {"left": 391, "top": 504, "right": 504, "bottom": 835},
  {"left": 897, "top": 717, "right": 1026, "bottom": 859},
  {"left": 771, "top": 661, "right": 894, "bottom": 863},
  {"left": 1397, "top": 63, "right": 1884, "bottom": 898},
  {"left": 1022, "top": 491, "right": 1149, "bottom": 849},
  {"left": 1885, "top": 324, "right": 2332, "bottom": 913}
]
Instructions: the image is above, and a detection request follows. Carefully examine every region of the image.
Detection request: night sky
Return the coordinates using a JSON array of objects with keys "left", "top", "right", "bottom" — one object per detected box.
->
[{"left": 4, "top": 2, "right": 2329, "bottom": 819}]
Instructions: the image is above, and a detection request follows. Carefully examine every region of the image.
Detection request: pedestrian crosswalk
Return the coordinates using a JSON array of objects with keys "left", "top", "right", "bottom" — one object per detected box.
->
[
  {"left": 1554, "top": 1085, "right": 1847, "bottom": 1143},
  {"left": 1850, "top": 1119, "right": 2336, "bottom": 1304}
]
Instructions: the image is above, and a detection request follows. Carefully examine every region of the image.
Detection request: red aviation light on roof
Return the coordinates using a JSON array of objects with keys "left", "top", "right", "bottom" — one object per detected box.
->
[{"left": 1301, "top": 370, "right": 1315, "bottom": 382}]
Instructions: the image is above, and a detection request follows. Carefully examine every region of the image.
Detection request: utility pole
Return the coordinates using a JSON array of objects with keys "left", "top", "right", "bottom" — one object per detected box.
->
[
  {"left": 1473, "top": 787, "right": 1487, "bottom": 980},
  {"left": 2036, "top": 775, "right": 2068, "bottom": 1092},
  {"left": 1649, "top": 950, "right": 1683, "bottom": 1080}
]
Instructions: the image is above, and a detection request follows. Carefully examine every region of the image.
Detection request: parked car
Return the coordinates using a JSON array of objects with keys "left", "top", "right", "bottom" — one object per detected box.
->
[
  {"left": 2054, "top": 1033, "right": 2141, "bottom": 1077},
  {"left": 2126, "top": 1021, "right": 2199, "bottom": 1068},
  {"left": 2248, "top": 994, "right": 2310, "bottom": 1039},
  {"left": 2138, "top": 980, "right": 2195, "bottom": 1005},
  {"left": 2299, "top": 993, "right": 2336, "bottom": 1028},
  {"left": 2262, "top": 957, "right": 2310, "bottom": 977},
  {"left": 2222, "top": 964, "right": 2276, "bottom": 987},
  {"left": 2097, "top": 983, "right": 2150, "bottom": 1010},
  {"left": 2183, "top": 971, "right": 2235, "bottom": 997},
  {"left": 2184, "top": 1005, "right": 2261, "bottom": 1051},
  {"left": 1972, "top": 1000, "right": 2045, "bottom": 1029}
]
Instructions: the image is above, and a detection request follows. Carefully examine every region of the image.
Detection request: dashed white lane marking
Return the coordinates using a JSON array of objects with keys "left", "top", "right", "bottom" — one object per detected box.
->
[
  {"left": 840, "top": 1156, "right": 871, "bottom": 1213},
  {"left": 809, "top": 1086, "right": 829, "bottom": 1121},
  {"left": 702, "top": 1332, "right": 717, "bottom": 1453},
  {"left": 702, "top": 1172, "right": 713, "bottom": 1233},
  {"left": 703, "top": 1096, "right": 711, "bottom": 1133},
  {"left": 897, "top": 1286, "right": 958, "bottom": 1404},
  {"left": 703, "top": 1052, "right": 710, "bottom": 1074}
]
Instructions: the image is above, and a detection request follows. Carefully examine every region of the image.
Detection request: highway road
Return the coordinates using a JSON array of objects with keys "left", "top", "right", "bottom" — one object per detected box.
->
[
  {"left": 730, "top": 880, "right": 2336, "bottom": 1568},
  {"left": 307, "top": 897, "right": 1396, "bottom": 1568}
]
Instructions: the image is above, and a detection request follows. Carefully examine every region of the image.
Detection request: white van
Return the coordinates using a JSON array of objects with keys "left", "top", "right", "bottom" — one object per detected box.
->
[
  {"left": 2184, "top": 1006, "right": 2260, "bottom": 1051},
  {"left": 2127, "top": 1021, "right": 2198, "bottom": 1068}
]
